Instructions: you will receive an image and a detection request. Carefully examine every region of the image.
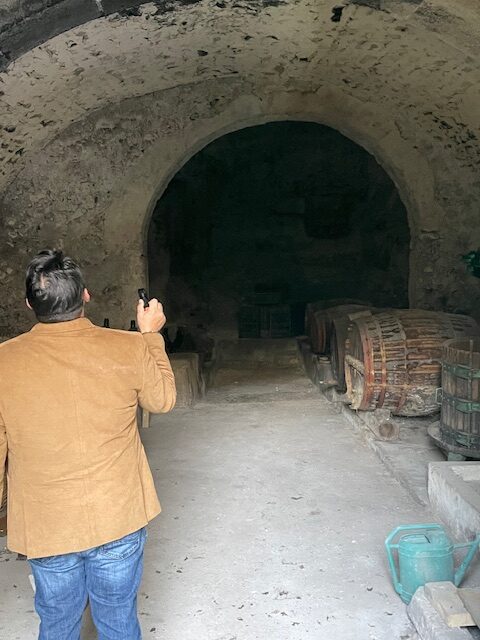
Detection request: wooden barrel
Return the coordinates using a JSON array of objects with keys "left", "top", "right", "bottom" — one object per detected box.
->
[
  {"left": 305, "top": 299, "right": 370, "bottom": 339},
  {"left": 309, "top": 304, "right": 372, "bottom": 354},
  {"left": 439, "top": 337, "right": 480, "bottom": 451},
  {"left": 344, "top": 310, "right": 480, "bottom": 416},
  {"left": 330, "top": 309, "right": 378, "bottom": 392}
]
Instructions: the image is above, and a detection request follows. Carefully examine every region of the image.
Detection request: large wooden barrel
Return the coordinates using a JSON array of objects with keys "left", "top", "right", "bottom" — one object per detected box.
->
[
  {"left": 309, "top": 304, "right": 371, "bottom": 354},
  {"left": 439, "top": 337, "right": 480, "bottom": 451},
  {"left": 344, "top": 310, "right": 480, "bottom": 416},
  {"left": 330, "top": 309, "right": 377, "bottom": 392},
  {"left": 305, "top": 299, "right": 369, "bottom": 340}
]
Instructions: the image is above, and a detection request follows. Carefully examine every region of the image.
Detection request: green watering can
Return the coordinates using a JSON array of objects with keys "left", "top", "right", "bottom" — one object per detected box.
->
[{"left": 385, "top": 524, "right": 480, "bottom": 604}]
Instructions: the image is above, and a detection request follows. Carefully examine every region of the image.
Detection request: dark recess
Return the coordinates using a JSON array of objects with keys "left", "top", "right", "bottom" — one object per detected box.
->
[
  {"left": 331, "top": 5, "right": 344, "bottom": 22},
  {"left": 147, "top": 121, "right": 411, "bottom": 338}
]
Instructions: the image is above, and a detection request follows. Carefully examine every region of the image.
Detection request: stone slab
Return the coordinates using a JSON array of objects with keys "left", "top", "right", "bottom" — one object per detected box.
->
[
  {"left": 424, "top": 582, "right": 474, "bottom": 628},
  {"left": 428, "top": 462, "right": 480, "bottom": 540},
  {"left": 171, "top": 352, "right": 204, "bottom": 408},
  {"left": 458, "top": 588, "right": 480, "bottom": 628},
  {"left": 408, "top": 587, "right": 471, "bottom": 640}
]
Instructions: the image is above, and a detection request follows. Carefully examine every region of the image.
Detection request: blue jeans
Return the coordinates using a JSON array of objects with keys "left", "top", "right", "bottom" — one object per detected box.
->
[{"left": 29, "top": 527, "right": 147, "bottom": 640}]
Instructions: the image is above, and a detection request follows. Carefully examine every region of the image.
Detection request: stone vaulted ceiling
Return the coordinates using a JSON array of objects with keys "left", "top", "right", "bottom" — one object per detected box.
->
[{"left": 0, "top": 0, "right": 479, "bottom": 193}]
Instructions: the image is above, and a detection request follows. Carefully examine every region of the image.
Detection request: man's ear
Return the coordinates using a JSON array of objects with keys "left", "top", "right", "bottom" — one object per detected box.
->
[
  {"left": 25, "top": 298, "right": 32, "bottom": 311},
  {"left": 83, "top": 288, "right": 91, "bottom": 304}
]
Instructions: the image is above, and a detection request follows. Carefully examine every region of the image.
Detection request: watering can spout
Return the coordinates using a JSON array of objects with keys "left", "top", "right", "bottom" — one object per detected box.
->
[{"left": 454, "top": 535, "right": 480, "bottom": 586}]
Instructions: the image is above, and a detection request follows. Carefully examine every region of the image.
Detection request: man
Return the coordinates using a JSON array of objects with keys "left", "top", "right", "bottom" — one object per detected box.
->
[{"left": 0, "top": 249, "right": 176, "bottom": 639}]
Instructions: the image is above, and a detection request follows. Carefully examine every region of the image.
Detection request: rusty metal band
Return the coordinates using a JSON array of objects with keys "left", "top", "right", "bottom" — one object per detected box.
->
[
  {"left": 360, "top": 317, "right": 376, "bottom": 411},
  {"left": 395, "top": 317, "right": 409, "bottom": 414},
  {"left": 439, "top": 425, "right": 480, "bottom": 449},
  {"left": 443, "top": 362, "right": 480, "bottom": 380},
  {"left": 442, "top": 391, "right": 480, "bottom": 414},
  {"left": 377, "top": 316, "right": 388, "bottom": 410}
]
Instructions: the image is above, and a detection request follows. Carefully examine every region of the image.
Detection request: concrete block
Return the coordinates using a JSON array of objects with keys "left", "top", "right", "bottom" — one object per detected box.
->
[
  {"left": 171, "top": 353, "right": 204, "bottom": 408},
  {"left": 407, "top": 587, "right": 471, "bottom": 640},
  {"left": 424, "top": 582, "right": 474, "bottom": 628},
  {"left": 428, "top": 462, "right": 480, "bottom": 540},
  {"left": 458, "top": 588, "right": 480, "bottom": 627}
]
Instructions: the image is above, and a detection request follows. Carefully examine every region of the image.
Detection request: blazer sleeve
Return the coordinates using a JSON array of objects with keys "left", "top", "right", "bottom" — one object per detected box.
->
[
  {"left": 138, "top": 333, "right": 176, "bottom": 413},
  {"left": 0, "top": 411, "right": 6, "bottom": 510}
]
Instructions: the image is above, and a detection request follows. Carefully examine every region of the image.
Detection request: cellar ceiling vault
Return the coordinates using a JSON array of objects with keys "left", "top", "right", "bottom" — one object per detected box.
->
[{"left": 0, "top": 0, "right": 479, "bottom": 331}]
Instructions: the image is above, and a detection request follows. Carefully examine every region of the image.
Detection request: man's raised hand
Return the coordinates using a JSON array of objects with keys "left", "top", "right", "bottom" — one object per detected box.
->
[{"left": 137, "top": 298, "right": 166, "bottom": 334}]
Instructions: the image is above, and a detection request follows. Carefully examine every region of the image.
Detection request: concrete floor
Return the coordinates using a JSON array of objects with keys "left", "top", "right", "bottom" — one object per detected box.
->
[{"left": 0, "top": 351, "right": 473, "bottom": 640}]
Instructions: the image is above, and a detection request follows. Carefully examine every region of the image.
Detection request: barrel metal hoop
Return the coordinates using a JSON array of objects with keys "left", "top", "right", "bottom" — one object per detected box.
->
[
  {"left": 360, "top": 317, "right": 376, "bottom": 411},
  {"left": 443, "top": 362, "right": 480, "bottom": 380},
  {"left": 378, "top": 319, "right": 388, "bottom": 410},
  {"left": 439, "top": 425, "right": 480, "bottom": 450},
  {"left": 442, "top": 391, "right": 480, "bottom": 414}
]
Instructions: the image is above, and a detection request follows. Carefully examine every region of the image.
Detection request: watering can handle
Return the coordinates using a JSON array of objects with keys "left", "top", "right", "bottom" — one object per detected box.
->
[
  {"left": 454, "top": 536, "right": 480, "bottom": 586},
  {"left": 385, "top": 524, "right": 443, "bottom": 597}
]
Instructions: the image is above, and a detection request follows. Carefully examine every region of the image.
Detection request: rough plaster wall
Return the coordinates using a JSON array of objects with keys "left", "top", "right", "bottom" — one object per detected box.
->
[
  {"left": 1, "top": 79, "right": 265, "bottom": 330},
  {"left": 0, "top": 0, "right": 479, "bottom": 331}
]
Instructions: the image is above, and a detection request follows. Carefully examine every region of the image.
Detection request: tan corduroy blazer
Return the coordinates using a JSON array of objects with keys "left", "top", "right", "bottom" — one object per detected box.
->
[{"left": 0, "top": 318, "right": 176, "bottom": 559}]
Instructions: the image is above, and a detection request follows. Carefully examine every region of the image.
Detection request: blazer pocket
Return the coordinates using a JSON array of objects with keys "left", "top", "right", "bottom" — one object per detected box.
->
[{"left": 100, "top": 528, "right": 146, "bottom": 560}]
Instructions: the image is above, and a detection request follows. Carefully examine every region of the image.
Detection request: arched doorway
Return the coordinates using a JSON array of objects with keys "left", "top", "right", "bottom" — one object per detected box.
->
[{"left": 147, "top": 121, "right": 409, "bottom": 350}]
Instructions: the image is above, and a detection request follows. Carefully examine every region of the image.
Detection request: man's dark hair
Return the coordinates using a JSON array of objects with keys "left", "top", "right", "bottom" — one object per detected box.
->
[{"left": 26, "top": 250, "right": 86, "bottom": 323}]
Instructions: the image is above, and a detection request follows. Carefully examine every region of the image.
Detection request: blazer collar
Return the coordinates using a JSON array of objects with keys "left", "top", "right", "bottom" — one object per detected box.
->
[{"left": 30, "top": 318, "right": 95, "bottom": 334}]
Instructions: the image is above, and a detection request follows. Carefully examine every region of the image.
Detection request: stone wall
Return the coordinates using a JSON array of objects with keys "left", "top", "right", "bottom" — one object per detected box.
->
[{"left": 0, "top": 0, "right": 479, "bottom": 333}]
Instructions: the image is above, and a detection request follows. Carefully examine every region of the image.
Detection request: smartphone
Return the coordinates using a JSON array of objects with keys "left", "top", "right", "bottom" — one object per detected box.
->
[{"left": 138, "top": 288, "right": 150, "bottom": 308}]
